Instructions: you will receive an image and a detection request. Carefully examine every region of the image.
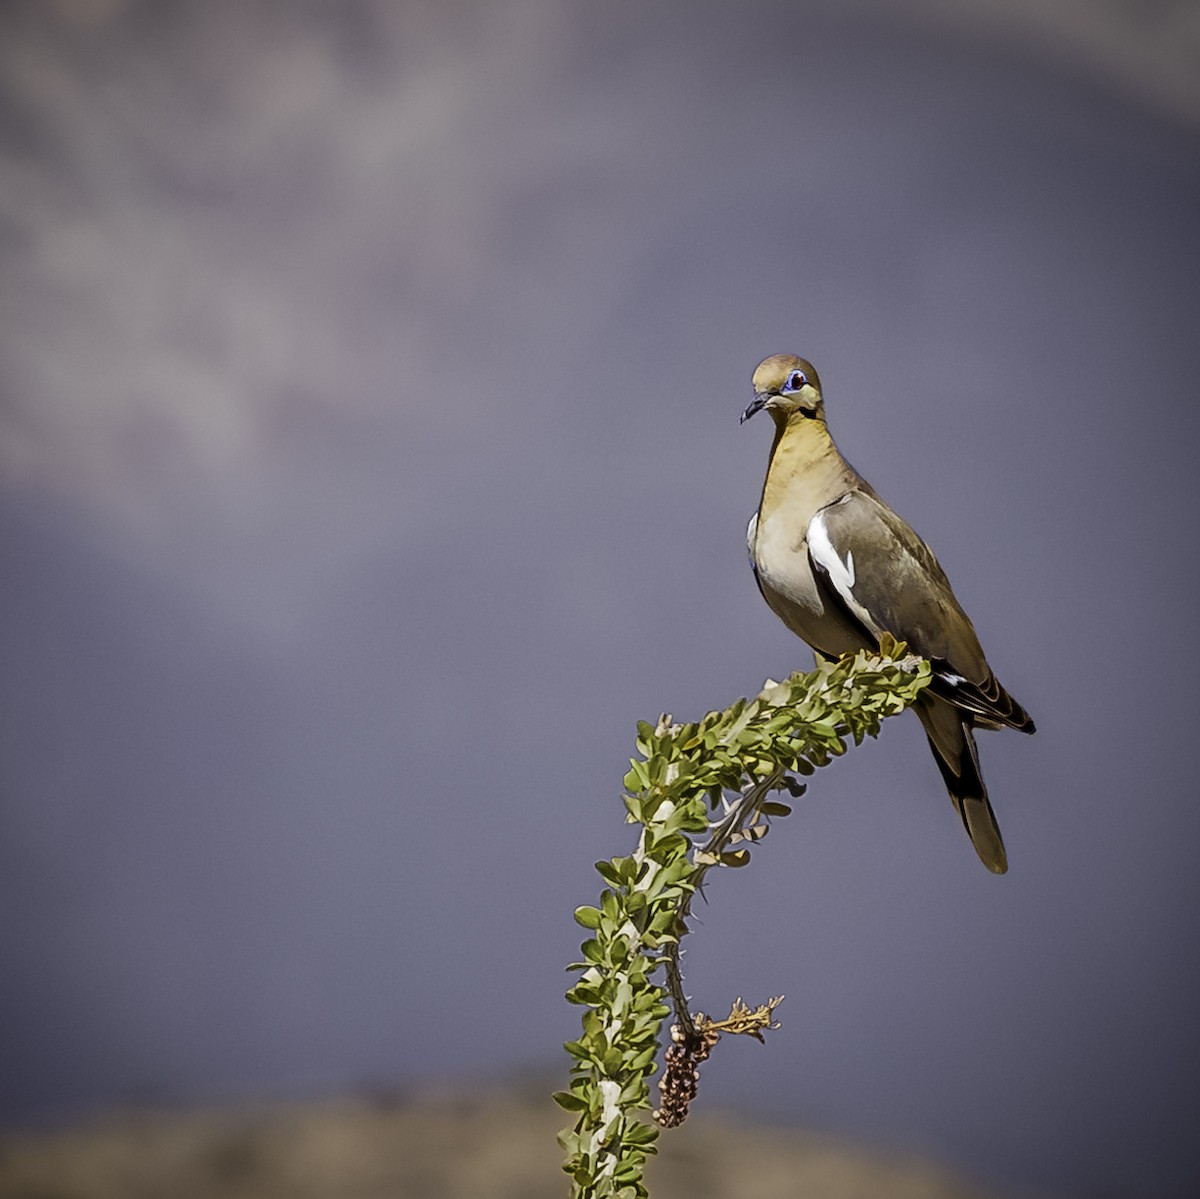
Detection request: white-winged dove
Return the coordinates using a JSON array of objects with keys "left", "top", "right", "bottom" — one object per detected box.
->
[{"left": 742, "top": 354, "right": 1034, "bottom": 873}]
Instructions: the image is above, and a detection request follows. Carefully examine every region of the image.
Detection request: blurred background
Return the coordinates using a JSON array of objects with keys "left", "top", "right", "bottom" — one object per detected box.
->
[{"left": 2, "top": 1, "right": 1199, "bottom": 1196}]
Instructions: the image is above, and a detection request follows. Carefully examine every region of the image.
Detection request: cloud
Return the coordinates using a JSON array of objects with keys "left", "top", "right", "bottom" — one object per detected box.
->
[{"left": 0, "top": 4, "right": 605, "bottom": 627}]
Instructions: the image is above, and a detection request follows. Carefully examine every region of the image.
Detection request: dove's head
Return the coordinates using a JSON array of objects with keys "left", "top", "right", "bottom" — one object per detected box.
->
[{"left": 741, "top": 354, "right": 823, "bottom": 425}]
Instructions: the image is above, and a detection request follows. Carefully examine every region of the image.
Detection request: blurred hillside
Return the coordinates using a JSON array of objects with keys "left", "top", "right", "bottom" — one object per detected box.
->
[{"left": 0, "top": 1086, "right": 1035, "bottom": 1199}]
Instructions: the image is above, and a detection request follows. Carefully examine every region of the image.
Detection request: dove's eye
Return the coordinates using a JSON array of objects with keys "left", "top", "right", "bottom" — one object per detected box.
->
[{"left": 782, "top": 370, "right": 808, "bottom": 393}]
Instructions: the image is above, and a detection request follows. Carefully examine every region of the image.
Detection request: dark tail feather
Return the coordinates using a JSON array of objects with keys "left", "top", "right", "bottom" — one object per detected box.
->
[{"left": 917, "top": 697, "right": 1008, "bottom": 874}]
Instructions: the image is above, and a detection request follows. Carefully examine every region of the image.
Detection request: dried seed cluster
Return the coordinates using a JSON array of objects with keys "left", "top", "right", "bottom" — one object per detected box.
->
[{"left": 652, "top": 1021, "right": 720, "bottom": 1128}]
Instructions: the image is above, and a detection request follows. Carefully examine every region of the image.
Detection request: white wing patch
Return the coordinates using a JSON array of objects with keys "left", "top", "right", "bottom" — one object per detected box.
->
[
  {"left": 807, "top": 512, "right": 854, "bottom": 590},
  {"left": 807, "top": 510, "right": 879, "bottom": 633},
  {"left": 745, "top": 511, "right": 758, "bottom": 565}
]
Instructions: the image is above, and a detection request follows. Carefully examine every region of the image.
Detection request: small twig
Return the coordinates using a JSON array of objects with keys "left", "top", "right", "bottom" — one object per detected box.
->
[
  {"left": 695, "top": 766, "right": 785, "bottom": 869},
  {"left": 661, "top": 766, "right": 785, "bottom": 1035},
  {"left": 701, "top": 994, "right": 785, "bottom": 1042},
  {"left": 655, "top": 767, "right": 788, "bottom": 1125},
  {"left": 661, "top": 940, "right": 695, "bottom": 1040}
]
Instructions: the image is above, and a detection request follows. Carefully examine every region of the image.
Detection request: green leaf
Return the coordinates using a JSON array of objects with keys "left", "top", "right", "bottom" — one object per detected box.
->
[
  {"left": 595, "top": 859, "right": 624, "bottom": 887},
  {"left": 623, "top": 760, "right": 650, "bottom": 791},
  {"left": 574, "top": 905, "right": 602, "bottom": 929},
  {"left": 623, "top": 1120, "right": 659, "bottom": 1145}
]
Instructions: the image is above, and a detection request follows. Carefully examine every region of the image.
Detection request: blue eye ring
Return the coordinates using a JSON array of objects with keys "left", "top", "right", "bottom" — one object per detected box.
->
[{"left": 781, "top": 370, "right": 808, "bottom": 394}]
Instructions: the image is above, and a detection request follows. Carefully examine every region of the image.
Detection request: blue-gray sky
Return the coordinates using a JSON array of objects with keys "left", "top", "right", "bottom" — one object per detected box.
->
[{"left": 2, "top": 3, "right": 1199, "bottom": 1197}]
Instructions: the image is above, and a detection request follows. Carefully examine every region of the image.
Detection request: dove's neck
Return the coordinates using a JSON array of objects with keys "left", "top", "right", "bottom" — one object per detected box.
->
[{"left": 760, "top": 416, "right": 862, "bottom": 518}]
